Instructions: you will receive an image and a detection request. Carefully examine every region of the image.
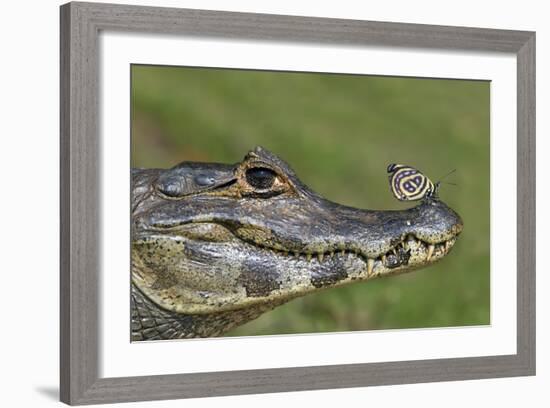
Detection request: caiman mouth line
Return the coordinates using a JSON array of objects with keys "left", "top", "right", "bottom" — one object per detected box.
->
[
  {"left": 146, "top": 221, "right": 460, "bottom": 277},
  {"left": 227, "top": 231, "right": 457, "bottom": 277},
  {"left": 250, "top": 234, "right": 457, "bottom": 264}
]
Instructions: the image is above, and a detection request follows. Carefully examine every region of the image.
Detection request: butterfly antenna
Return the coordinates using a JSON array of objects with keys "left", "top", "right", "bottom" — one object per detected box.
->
[
  {"left": 437, "top": 168, "right": 456, "bottom": 183},
  {"left": 433, "top": 170, "right": 458, "bottom": 196}
]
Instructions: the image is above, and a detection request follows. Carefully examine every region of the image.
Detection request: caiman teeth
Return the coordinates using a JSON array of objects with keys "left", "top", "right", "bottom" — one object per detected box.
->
[
  {"left": 426, "top": 244, "right": 435, "bottom": 261},
  {"left": 248, "top": 234, "right": 455, "bottom": 266},
  {"left": 367, "top": 258, "right": 374, "bottom": 276}
]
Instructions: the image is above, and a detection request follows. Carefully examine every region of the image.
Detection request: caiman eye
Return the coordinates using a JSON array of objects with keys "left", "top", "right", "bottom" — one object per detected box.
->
[{"left": 245, "top": 167, "right": 276, "bottom": 189}]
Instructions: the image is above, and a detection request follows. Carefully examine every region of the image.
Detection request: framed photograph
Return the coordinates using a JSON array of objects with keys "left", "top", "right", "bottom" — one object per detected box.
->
[{"left": 60, "top": 1, "right": 535, "bottom": 405}]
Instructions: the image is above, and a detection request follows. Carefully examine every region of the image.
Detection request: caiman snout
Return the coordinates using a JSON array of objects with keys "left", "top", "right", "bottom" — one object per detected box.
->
[{"left": 228, "top": 191, "right": 463, "bottom": 277}]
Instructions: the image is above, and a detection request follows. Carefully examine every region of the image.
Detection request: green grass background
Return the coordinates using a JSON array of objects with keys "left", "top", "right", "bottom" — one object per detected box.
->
[{"left": 131, "top": 65, "right": 490, "bottom": 336}]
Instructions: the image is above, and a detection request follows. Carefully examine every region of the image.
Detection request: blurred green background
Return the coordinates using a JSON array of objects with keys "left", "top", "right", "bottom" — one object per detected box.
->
[{"left": 131, "top": 65, "right": 490, "bottom": 336}]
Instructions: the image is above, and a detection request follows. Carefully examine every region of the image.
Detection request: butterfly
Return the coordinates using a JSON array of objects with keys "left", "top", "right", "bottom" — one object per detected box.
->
[{"left": 387, "top": 164, "right": 454, "bottom": 201}]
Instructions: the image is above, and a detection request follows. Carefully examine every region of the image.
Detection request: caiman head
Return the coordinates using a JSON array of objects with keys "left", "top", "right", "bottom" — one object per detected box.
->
[{"left": 131, "top": 147, "right": 463, "bottom": 340}]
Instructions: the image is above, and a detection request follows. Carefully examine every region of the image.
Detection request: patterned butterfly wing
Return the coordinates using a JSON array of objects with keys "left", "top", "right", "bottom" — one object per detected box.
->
[{"left": 387, "top": 163, "right": 435, "bottom": 201}]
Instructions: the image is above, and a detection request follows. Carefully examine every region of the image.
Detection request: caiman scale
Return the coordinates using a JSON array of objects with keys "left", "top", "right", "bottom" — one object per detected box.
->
[{"left": 131, "top": 147, "right": 463, "bottom": 341}]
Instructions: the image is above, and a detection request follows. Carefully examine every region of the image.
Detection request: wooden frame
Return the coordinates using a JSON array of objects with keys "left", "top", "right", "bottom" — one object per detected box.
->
[{"left": 60, "top": 1, "right": 536, "bottom": 405}]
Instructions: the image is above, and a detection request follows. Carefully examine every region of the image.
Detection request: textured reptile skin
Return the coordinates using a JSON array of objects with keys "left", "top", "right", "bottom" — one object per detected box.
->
[{"left": 131, "top": 284, "right": 279, "bottom": 340}]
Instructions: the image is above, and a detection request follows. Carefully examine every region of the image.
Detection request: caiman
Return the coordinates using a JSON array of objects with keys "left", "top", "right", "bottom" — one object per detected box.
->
[{"left": 131, "top": 146, "right": 463, "bottom": 341}]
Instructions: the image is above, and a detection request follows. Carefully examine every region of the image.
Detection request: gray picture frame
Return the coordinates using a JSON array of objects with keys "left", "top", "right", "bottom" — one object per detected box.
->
[{"left": 60, "top": 1, "right": 536, "bottom": 405}]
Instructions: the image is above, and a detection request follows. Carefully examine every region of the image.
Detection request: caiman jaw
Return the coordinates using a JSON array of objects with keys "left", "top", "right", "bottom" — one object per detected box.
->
[
  {"left": 231, "top": 225, "right": 461, "bottom": 278},
  {"left": 251, "top": 232, "right": 459, "bottom": 274},
  {"left": 132, "top": 200, "right": 463, "bottom": 316}
]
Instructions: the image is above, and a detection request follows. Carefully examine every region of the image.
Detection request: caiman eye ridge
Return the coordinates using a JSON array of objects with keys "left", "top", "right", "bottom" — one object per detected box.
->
[{"left": 240, "top": 233, "right": 457, "bottom": 277}]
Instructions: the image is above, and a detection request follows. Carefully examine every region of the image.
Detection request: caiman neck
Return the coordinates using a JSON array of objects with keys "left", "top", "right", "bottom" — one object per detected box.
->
[{"left": 131, "top": 284, "right": 281, "bottom": 340}]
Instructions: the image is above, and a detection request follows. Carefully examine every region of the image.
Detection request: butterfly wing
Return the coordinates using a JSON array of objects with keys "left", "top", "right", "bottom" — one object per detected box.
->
[{"left": 387, "top": 164, "right": 434, "bottom": 201}]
